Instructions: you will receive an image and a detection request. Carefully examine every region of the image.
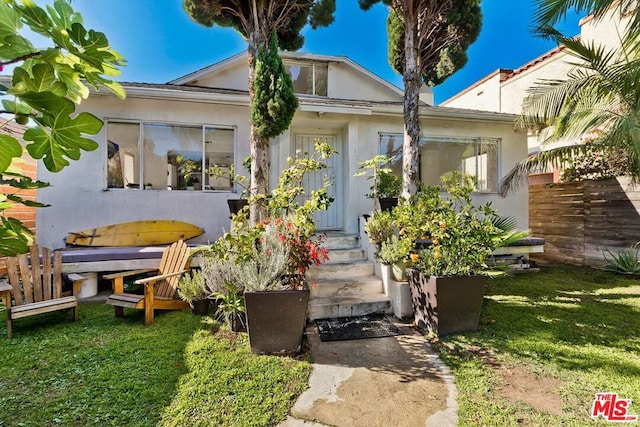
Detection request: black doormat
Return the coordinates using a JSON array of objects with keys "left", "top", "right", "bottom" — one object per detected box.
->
[{"left": 315, "top": 314, "right": 399, "bottom": 342}]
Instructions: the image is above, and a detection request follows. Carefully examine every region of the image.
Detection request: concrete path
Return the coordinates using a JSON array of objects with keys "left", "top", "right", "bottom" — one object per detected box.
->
[{"left": 279, "top": 319, "right": 458, "bottom": 427}]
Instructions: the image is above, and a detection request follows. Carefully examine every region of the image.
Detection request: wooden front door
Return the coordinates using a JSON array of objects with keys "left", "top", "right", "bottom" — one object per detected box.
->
[{"left": 294, "top": 134, "right": 341, "bottom": 230}]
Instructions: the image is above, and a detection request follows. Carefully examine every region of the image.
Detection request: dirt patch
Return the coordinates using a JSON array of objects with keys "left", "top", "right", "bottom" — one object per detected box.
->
[
  {"left": 465, "top": 345, "right": 565, "bottom": 416},
  {"left": 494, "top": 364, "right": 565, "bottom": 416},
  {"left": 440, "top": 343, "right": 565, "bottom": 416}
]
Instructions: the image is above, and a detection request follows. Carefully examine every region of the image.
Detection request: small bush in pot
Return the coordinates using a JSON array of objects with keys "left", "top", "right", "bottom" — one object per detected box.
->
[
  {"left": 202, "top": 250, "right": 245, "bottom": 331},
  {"left": 377, "top": 235, "right": 416, "bottom": 281},
  {"left": 364, "top": 210, "right": 395, "bottom": 251},
  {"left": 177, "top": 270, "right": 208, "bottom": 315}
]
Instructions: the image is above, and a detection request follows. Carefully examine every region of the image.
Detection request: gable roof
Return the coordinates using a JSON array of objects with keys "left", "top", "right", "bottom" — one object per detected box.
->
[{"left": 168, "top": 51, "right": 404, "bottom": 98}]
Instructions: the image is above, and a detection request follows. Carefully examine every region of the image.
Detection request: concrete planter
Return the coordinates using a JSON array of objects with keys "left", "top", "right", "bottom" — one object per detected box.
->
[
  {"left": 407, "top": 269, "right": 486, "bottom": 335},
  {"left": 244, "top": 289, "right": 310, "bottom": 354}
]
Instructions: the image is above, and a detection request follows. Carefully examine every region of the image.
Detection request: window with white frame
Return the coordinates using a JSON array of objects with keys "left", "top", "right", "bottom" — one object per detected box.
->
[
  {"left": 379, "top": 133, "right": 500, "bottom": 193},
  {"left": 106, "top": 121, "right": 235, "bottom": 191},
  {"left": 285, "top": 61, "right": 328, "bottom": 96}
]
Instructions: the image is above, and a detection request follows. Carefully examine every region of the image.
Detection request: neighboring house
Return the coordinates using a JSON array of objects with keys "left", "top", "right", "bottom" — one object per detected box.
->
[
  {"left": 0, "top": 122, "right": 36, "bottom": 274},
  {"left": 441, "top": 9, "right": 630, "bottom": 155},
  {"left": 34, "top": 51, "right": 528, "bottom": 249}
]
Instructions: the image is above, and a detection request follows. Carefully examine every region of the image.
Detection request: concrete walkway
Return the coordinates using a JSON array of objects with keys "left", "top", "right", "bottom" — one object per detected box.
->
[{"left": 279, "top": 318, "right": 458, "bottom": 427}]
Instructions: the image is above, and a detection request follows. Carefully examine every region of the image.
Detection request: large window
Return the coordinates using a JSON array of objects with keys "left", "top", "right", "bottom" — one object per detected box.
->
[
  {"left": 379, "top": 134, "right": 500, "bottom": 193},
  {"left": 106, "top": 121, "right": 235, "bottom": 191},
  {"left": 285, "top": 61, "right": 328, "bottom": 96}
]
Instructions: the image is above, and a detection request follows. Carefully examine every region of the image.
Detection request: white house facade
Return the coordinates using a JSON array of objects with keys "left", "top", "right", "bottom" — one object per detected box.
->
[
  {"left": 35, "top": 52, "right": 528, "bottom": 249},
  {"left": 441, "top": 9, "right": 631, "bottom": 154}
]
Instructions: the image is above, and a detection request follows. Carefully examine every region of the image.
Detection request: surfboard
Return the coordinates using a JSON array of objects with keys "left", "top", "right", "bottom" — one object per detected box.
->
[{"left": 66, "top": 220, "right": 204, "bottom": 247}]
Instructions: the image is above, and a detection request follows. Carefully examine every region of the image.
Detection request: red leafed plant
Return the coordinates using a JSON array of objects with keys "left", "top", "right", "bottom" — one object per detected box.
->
[{"left": 257, "top": 216, "right": 329, "bottom": 277}]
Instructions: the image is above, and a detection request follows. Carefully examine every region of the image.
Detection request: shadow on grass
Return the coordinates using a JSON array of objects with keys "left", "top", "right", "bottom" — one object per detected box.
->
[
  {"left": 477, "top": 266, "right": 640, "bottom": 376},
  {"left": 0, "top": 304, "right": 208, "bottom": 427}
]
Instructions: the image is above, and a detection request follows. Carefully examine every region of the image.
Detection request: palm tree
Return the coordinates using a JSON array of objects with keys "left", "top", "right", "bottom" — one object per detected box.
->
[{"left": 500, "top": 1, "right": 640, "bottom": 195}]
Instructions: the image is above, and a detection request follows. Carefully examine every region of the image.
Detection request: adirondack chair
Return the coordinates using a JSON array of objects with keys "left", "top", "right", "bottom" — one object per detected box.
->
[
  {"left": 0, "top": 245, "right": 86, "bottom": 338},
  {"left": 104, "top": 240, "right": 191, "bottom": 325}
]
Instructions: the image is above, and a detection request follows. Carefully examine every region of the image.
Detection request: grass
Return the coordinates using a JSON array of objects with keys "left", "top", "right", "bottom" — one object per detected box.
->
[
  {"left": 431, "top": 266, "right": 640, "bottom": 426},
  {"left": 0, "top": 304, "right": 311, "bottom": 427}
]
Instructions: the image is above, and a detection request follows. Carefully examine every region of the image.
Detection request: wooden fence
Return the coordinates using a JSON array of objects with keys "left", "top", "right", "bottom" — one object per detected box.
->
[
  {"left": 0, "top": 158, "right": 37, "bottom": 275},
  {"left": 530, "top": 177, "right": 640, "bottom": 266}
]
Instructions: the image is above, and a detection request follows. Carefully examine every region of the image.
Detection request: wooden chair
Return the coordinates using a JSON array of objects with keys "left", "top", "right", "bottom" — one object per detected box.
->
[
  {"left": 0, "top": 245, "right": 86, "bottom": 338},
  {"left": 104, "top": 240, "right": 191, "bottom": 325}
]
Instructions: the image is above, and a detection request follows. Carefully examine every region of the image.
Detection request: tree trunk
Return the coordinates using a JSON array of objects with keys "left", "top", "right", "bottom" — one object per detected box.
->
[
  {"left": 247, "top": 30, "right": 269, "bottom": 224},
  {"left": 402, "top": 10, "right": 421, "bottom": 199}
]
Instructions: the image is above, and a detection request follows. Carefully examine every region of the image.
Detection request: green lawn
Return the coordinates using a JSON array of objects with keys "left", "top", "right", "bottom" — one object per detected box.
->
[
  {"left": 0, "top": 304, "right": 311, "bottom": 427},
  {"left": 432, "top": 266, "right": 640, "bottom": 426}
]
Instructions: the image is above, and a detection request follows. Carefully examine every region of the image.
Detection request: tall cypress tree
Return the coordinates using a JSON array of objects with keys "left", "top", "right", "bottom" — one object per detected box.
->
[
  {"left": 360, "top": 0, "right": 481, "bottom": 197},
  {"left": 251, "top": 33, "right": 298, "bottom": 139},
  {"left": 183, "top": 0, "right": 336, "bottom": 222}
]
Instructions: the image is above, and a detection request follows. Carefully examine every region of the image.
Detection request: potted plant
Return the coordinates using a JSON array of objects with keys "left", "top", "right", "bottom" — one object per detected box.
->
[
  {"left": 355, "top": 154, "right": 400, "bottom": 212},
  {"left": 377, "top": 169, "right": 402, "bottom": 212},
  {"left": 177, "top": 270, "right": 209, "bottom": 315},
  {"left": 377, "top": 234, "right": 416, "bottom": 281},
  {"left": 208, "top": 156, "right": 251, "bottom": 215},
  {"left": 407, "top": 171, "right": 526, "bottom": 335},
  {"left": 232, "top": 221, "right": 310, "bottom": 354},
  {"left": 202, "top": 250, "right": 246, "bottom": 332},
  {"left": 207, "top": 140, "right": 335, "bottom": 354},
  {"left": 176, "top": 155, "right": 201, "bottom": 191},
  {"left": 363, "top": 210, "right": 395, "bottom": 252}
]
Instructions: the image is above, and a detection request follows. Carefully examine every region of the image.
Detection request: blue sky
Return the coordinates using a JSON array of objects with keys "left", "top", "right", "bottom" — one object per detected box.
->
[{"left": 68, "top": 0, "right": 582, "bottom": 104}]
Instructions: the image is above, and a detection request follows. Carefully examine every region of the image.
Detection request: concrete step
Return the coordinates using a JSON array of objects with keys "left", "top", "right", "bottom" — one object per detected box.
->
[
  {"left": 326, "top": 247, "right": 367, "bottom": 264},
  {"left": 320, "top": 233, "right": 360, "bottom": 250},
  {"left": 307, "top": 294, "right": 392, "bottom": 321},
  {"left": 310, "top": 276, "right": 384, "bottom": 298},
  {"left": 307, "top": 261, "right": 375, "bottom": 280}
]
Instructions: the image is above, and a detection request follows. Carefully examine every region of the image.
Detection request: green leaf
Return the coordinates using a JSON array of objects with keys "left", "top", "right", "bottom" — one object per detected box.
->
[
  {"left": 2, "top": 99, "right": 33, "bottom": 114},
  {"left": 24, "top": 127, "right": 70, "bottom": 171},
  {"left": 0, "top": 172, "right": 50, "bottom": 189},
  {"left": 0, "top": 134, "right": 23, "bottom": 173},
  {"left": 18, "top": 90, "right": 74, "bottom": 114},
  {"left": 0, "top": 2, "right": 22, "bottom": 39},
  {"left": 0, "top": 34, "right": 35, "bottom": 61},
  {"left": 16, "top": 2, "right": 53, "bottom": 38},
  {"left": 0, "top": 217, "right": 33, "bottom": 256},
  {"left": 6, "top": 194, "right": 49, "bottom": 207}
]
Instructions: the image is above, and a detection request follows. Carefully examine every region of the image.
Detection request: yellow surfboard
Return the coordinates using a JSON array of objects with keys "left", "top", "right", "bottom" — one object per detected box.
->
[{"left": 66, "top": 220, "right": 204, "bottom": 247}]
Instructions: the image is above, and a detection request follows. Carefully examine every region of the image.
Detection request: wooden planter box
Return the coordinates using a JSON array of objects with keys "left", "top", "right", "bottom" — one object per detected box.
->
[
  {"left": 244, "top": 289, "right": 309, "bottom": 354},
  {"left": 407, "top": 269, "right": 485, "bottom": 335}
]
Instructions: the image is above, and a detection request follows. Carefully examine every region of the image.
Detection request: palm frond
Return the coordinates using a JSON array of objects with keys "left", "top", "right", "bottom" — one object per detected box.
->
[
  {"left": 500, "top": 143, "right": 604, "bottom": 196},
  {"left": 533, "top": 0, "right": 638, "bottom": 32}
]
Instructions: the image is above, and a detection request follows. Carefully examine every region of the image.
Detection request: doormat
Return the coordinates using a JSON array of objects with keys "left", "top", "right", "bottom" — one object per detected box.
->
[{"left": 315, "top": 314, "right": 399, "bottom": 342}]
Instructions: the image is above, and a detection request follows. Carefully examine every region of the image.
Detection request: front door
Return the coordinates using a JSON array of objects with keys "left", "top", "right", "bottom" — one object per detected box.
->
[{"left": 294, "top": 134, "right": 341, "bottom": 230}]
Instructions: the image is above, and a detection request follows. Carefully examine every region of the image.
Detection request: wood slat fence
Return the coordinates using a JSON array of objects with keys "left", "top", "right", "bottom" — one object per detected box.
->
[
  {"left": 0, "top": 159, "right": 37, "bottom": 275},
  {"left": 530, "top": 177, "right": 640, "bottom": 266}
]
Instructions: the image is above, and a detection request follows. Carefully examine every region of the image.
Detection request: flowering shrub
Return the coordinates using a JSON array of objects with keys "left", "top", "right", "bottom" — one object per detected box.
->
[
  {"left": 410, "top": 172, "right": 505, "bottom": 277},
  {"left": 207, "top": 139, "right": 336, "bottom": 290},
  {"left": 256, "top": 216, "right": 329, "bottom": 277}
]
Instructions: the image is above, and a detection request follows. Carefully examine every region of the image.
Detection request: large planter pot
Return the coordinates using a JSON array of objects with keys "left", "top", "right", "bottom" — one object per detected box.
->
[
  {"left": 407, "top": 269, "right": 486, "bottom": 335},
  {"left": 227, "top": 199, "right": 248, "bottom": 215},
  {"left": 244, "top": 289, "right": 310, "bottom": 354},
  {"left": 378, "top": 197, "right": 398, "bottom": 213},
  {"left": 190, "top": 299, "right": 210, "bottom": 316}
]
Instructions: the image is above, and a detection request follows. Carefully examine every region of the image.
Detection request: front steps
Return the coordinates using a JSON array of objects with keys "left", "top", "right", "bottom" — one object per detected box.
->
[{"left": 307, "top": 232, "right": 391, "bottom": 321}]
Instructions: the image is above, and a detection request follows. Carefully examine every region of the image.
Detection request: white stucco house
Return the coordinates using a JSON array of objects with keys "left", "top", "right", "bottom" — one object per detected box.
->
[
  {"left": 441, "top": 9, "right": 630, "bottom": 155},
  {"left": 34, "top": 51, "right": 528, "bottom": 249}
]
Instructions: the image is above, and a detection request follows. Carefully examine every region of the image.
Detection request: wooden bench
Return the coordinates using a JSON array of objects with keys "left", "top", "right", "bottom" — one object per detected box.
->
[{"left": 0, "top": 245, "right": 86, "bottom": 338}]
